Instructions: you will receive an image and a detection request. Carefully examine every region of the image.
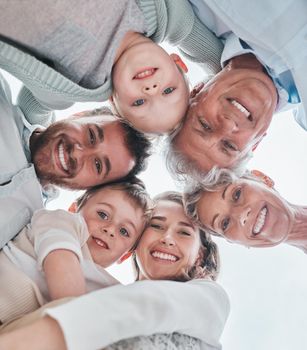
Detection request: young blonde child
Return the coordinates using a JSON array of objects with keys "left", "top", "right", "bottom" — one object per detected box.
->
[
  {"left": 0, "top": 1, "right": 223, "bottom": 134},
  {"left": 0, "top": 177, "right": 151, "bottom": 325}
]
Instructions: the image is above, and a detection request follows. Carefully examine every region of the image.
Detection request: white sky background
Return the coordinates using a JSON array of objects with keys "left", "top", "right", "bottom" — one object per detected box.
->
[{"left": 2, "top": 40, "right": 307, "bottom": 349}]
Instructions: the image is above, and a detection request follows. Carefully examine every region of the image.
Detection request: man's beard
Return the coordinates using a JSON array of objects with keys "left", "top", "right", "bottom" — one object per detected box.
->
[{"left": 30, "top": 123, "right": 83, "bottom": 190}]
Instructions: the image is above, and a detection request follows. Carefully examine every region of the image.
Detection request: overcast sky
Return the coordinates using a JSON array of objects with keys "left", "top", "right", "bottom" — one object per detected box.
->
[{"left": 2, "top": 42, "right": 307, "bottom": 350}]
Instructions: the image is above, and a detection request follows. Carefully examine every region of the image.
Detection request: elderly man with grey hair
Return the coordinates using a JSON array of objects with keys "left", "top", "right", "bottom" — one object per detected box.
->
[{"left": 166, "top": 0, "right": 306, "bottom": 184}]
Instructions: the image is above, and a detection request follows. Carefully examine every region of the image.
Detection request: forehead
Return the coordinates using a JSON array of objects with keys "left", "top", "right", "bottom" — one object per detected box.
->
[
  {"left": 71, "top": 113, "right": 117, "bottom": 124},
  {"left": 85, "top": 187, "right": 131, "bottom": 206},
  {"left": 154, "top": 200, "right": 193, "bottom": 224}
]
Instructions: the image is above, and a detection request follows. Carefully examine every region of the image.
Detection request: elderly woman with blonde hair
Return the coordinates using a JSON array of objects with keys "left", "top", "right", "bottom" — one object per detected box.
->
[{"left": 185, "top": 170, "right": 307, "bottom": 252}]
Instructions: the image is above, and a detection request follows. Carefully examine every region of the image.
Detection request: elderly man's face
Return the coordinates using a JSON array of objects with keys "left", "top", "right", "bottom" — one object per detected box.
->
[
  {"left": 30, "top": 115, "right": 135, "bottom": 189},
  {"left": 174, "top": 68, "right": 278, "bottom": 171}
]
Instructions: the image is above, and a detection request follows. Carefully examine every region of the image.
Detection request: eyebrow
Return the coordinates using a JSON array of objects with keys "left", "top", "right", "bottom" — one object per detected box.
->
[
  {"left": 95, "top": 125, "right": 104, "bottom": 142},
  {"left": 178, "top": 221, "right": 194, "bottom": 229},
  {"left": 222, "top": 184, "right": 231, "bottom": 199},
  {"left": 151, "top": 216, "right": 166, "bottom": 221},
  {"left": 151, "top": 216, "right": 194, "bottom": 229},
  {"left": 102, "top": 156, "right": 111, "bottom": 179}
]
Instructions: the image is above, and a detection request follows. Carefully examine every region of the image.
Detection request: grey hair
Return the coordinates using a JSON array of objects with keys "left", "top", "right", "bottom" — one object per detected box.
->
[
  {"left": 184, "top": 169, "right": 240, "bottom": 236},
  {"left": 164, "top": 133, "right": 252, "bottom": 187}
]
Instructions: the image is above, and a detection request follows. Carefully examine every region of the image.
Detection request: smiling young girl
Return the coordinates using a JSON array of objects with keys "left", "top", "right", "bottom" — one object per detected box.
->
[{"left": 134, "top": 191, "right": 219, "bottom": 282}]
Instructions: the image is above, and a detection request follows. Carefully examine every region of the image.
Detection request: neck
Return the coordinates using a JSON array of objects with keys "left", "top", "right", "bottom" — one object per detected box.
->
[
  {"left": 114, "top": 31, "right": 150, "bottom": 64},
  {"left": 286, "top": 205, "right": 307, "bottom": 250}
]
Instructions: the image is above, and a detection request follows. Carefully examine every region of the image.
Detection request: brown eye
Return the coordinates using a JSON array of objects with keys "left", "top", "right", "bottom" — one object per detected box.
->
[{"left": 94, "top": 159, "right": 102, "bottom": 174}]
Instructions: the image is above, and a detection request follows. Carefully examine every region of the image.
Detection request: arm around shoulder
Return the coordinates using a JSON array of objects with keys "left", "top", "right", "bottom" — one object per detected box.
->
[{"left": 45, "top": 279, "right": 230, "bottom": 350}]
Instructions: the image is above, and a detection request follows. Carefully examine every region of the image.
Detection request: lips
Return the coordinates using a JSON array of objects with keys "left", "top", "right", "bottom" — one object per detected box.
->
[
  {"left": 253, "top": 206, "right": 267, "bottom": 235},
  {"left": 151, "top": 250, "right": 179, "bottom": 262},
  {"left": 133, "top": 68, "right": 157, "bottom": 80},
  {"left": 92, "top": 237, "right": 109, "bottom": 249}
]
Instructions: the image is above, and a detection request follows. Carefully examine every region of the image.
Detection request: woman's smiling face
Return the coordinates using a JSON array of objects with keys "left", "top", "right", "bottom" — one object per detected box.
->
[
  {"left": 197, "top": 179, "right": 294, "bottom": 248},
  {"left": 136, "top": 199, "right": 201, "bottom": 280}
]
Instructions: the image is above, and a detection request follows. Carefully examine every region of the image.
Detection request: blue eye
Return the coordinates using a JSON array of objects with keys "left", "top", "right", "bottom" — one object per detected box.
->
[
  {"left": 223, "top": 140, "right": 238, "bottom": 152},
  {"left": 163, "top": 87, "right": 175, "bottom": 95},
  {"left": 97, "top": 211, "right": 108, "bottom": 220},
  {"left": 199, "top": 118, "right": 212, "bottom": 132},
  {"left": 132, "top": 99, "right": 145, "bottom": 107},
  {"left": 221, "top": 217, "right": 230, "bottom": 232},
  {"left": 120, "top": 228, "right": 129, "bottom": 237},
  {"left": 233, "top": 188, "right": 242, "bottom": 201}
]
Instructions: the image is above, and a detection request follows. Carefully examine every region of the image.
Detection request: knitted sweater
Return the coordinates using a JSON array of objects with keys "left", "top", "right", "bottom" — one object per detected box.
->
[{"left": 0, "top": 0, "right": 223, "bottom": 123}]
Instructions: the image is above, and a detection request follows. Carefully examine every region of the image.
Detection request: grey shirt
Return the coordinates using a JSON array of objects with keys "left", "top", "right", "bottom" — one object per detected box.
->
[{"left": 0, "top": 0, "right": 145, "bottom": 88}]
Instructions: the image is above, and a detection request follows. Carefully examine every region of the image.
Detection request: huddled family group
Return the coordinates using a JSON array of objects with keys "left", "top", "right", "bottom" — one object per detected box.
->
[{"left": 0, "top": 0, "right": 306, "bottom": 349}]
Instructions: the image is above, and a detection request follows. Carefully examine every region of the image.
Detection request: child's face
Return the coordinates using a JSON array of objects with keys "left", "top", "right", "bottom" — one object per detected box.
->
[
  {"left": 136, "top": 200, "right": 201, "bottom": 280},
  {"left": 112, "top": 41, "right": 189, "bottom": 134},
  {"left": 79, "top": 188, "right": 145, "bottom": 268}
]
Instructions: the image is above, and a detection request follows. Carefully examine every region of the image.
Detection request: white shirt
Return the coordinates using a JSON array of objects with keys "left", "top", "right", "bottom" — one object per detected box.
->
[
  {"left": 4, "top": 209, "right": 119, "bottom": 302},
  {"left": 45, "top": 279, "right": 230, "bottom": 350},
  {"left": 0, "top": 73, "right": 44, "bottom": 248},
  {"left": 189, "top": 0, "right": 307, "bottom": 130}
]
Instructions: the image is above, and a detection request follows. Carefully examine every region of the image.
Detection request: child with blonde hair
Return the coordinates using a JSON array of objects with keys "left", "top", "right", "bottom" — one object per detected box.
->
[{"left": 0, "top": 178, "right": 151, "bottom": 325}]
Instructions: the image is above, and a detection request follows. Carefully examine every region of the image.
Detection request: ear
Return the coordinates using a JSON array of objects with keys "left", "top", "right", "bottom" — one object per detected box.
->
[
  {"left": 251, "top": 169, "right": 275, "bottom": 188},
  {"left": 170, "top": 53, "right": 188, "bottom": 73},
  {"left": 68, "top": 202, "right": 78, "bottom": 213},
  {"left": 252, "top": 132, "right": 267, "bottom": 151},
  {"left": 190, "top": 82, "right": 205, "bottom": 98},
  {"left": 117, "top": 251, "right": 133, "bottom": 264}
]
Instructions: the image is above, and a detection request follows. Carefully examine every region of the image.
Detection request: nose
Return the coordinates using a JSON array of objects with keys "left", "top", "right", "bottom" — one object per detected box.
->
[
  {"left": 222, "top": 116, "right": 239, "bottom": 134},
  {"left": 238, "top": 207, "right": 251, "bottom": 226},
  {"left": 160, "top": 230, "right": 175, "bottom": 247},
  {"left": 102, "top": 226, "right": 115, "bottom": 238},
  {"left": 72, "top": 142, "right": 98, "bottom": 169},
  {"left": 142, "top": 82, "right": 159, "bottom": 95}
]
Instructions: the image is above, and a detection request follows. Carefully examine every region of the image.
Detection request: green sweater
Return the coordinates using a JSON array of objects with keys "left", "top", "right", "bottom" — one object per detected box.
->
[{"left": 0, "top": 0, "right": 223, "bottom": 124}]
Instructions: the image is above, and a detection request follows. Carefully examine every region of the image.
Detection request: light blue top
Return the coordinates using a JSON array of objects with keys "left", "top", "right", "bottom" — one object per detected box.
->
[
  {"left": 189, "top": 0, "right": 307, "bottom": 130},
  {"left": 0, "top": 73, "right": 45, "bottom": 248}
]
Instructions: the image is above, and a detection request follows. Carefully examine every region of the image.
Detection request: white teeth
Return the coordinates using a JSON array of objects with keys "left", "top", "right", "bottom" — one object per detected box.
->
[
  {"left": 94, "top": 238, "right": 108, "bottom": 249},
  {"left": 58, "top": 143, "right": 68, "bottom": 171},
  {"left": 151, "top": 251, "right": 178, "bottom": 262},
  {"left": 231, "top": 99, "right": 251, "bottom": 118},
  {"left": 134, "top": 69, "right": 155, "bottom": 79},
  {"left": 253, "top": 207, "right": 267, "bottom": 234}
]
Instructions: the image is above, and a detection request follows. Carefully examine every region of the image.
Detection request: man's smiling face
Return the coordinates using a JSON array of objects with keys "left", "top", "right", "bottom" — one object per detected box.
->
[
  {"left": 174, "top": 67, "right": 278, "bottom": 171},
  {"left": 30, "top": 115, "right": 135, "bottom": 189}
]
